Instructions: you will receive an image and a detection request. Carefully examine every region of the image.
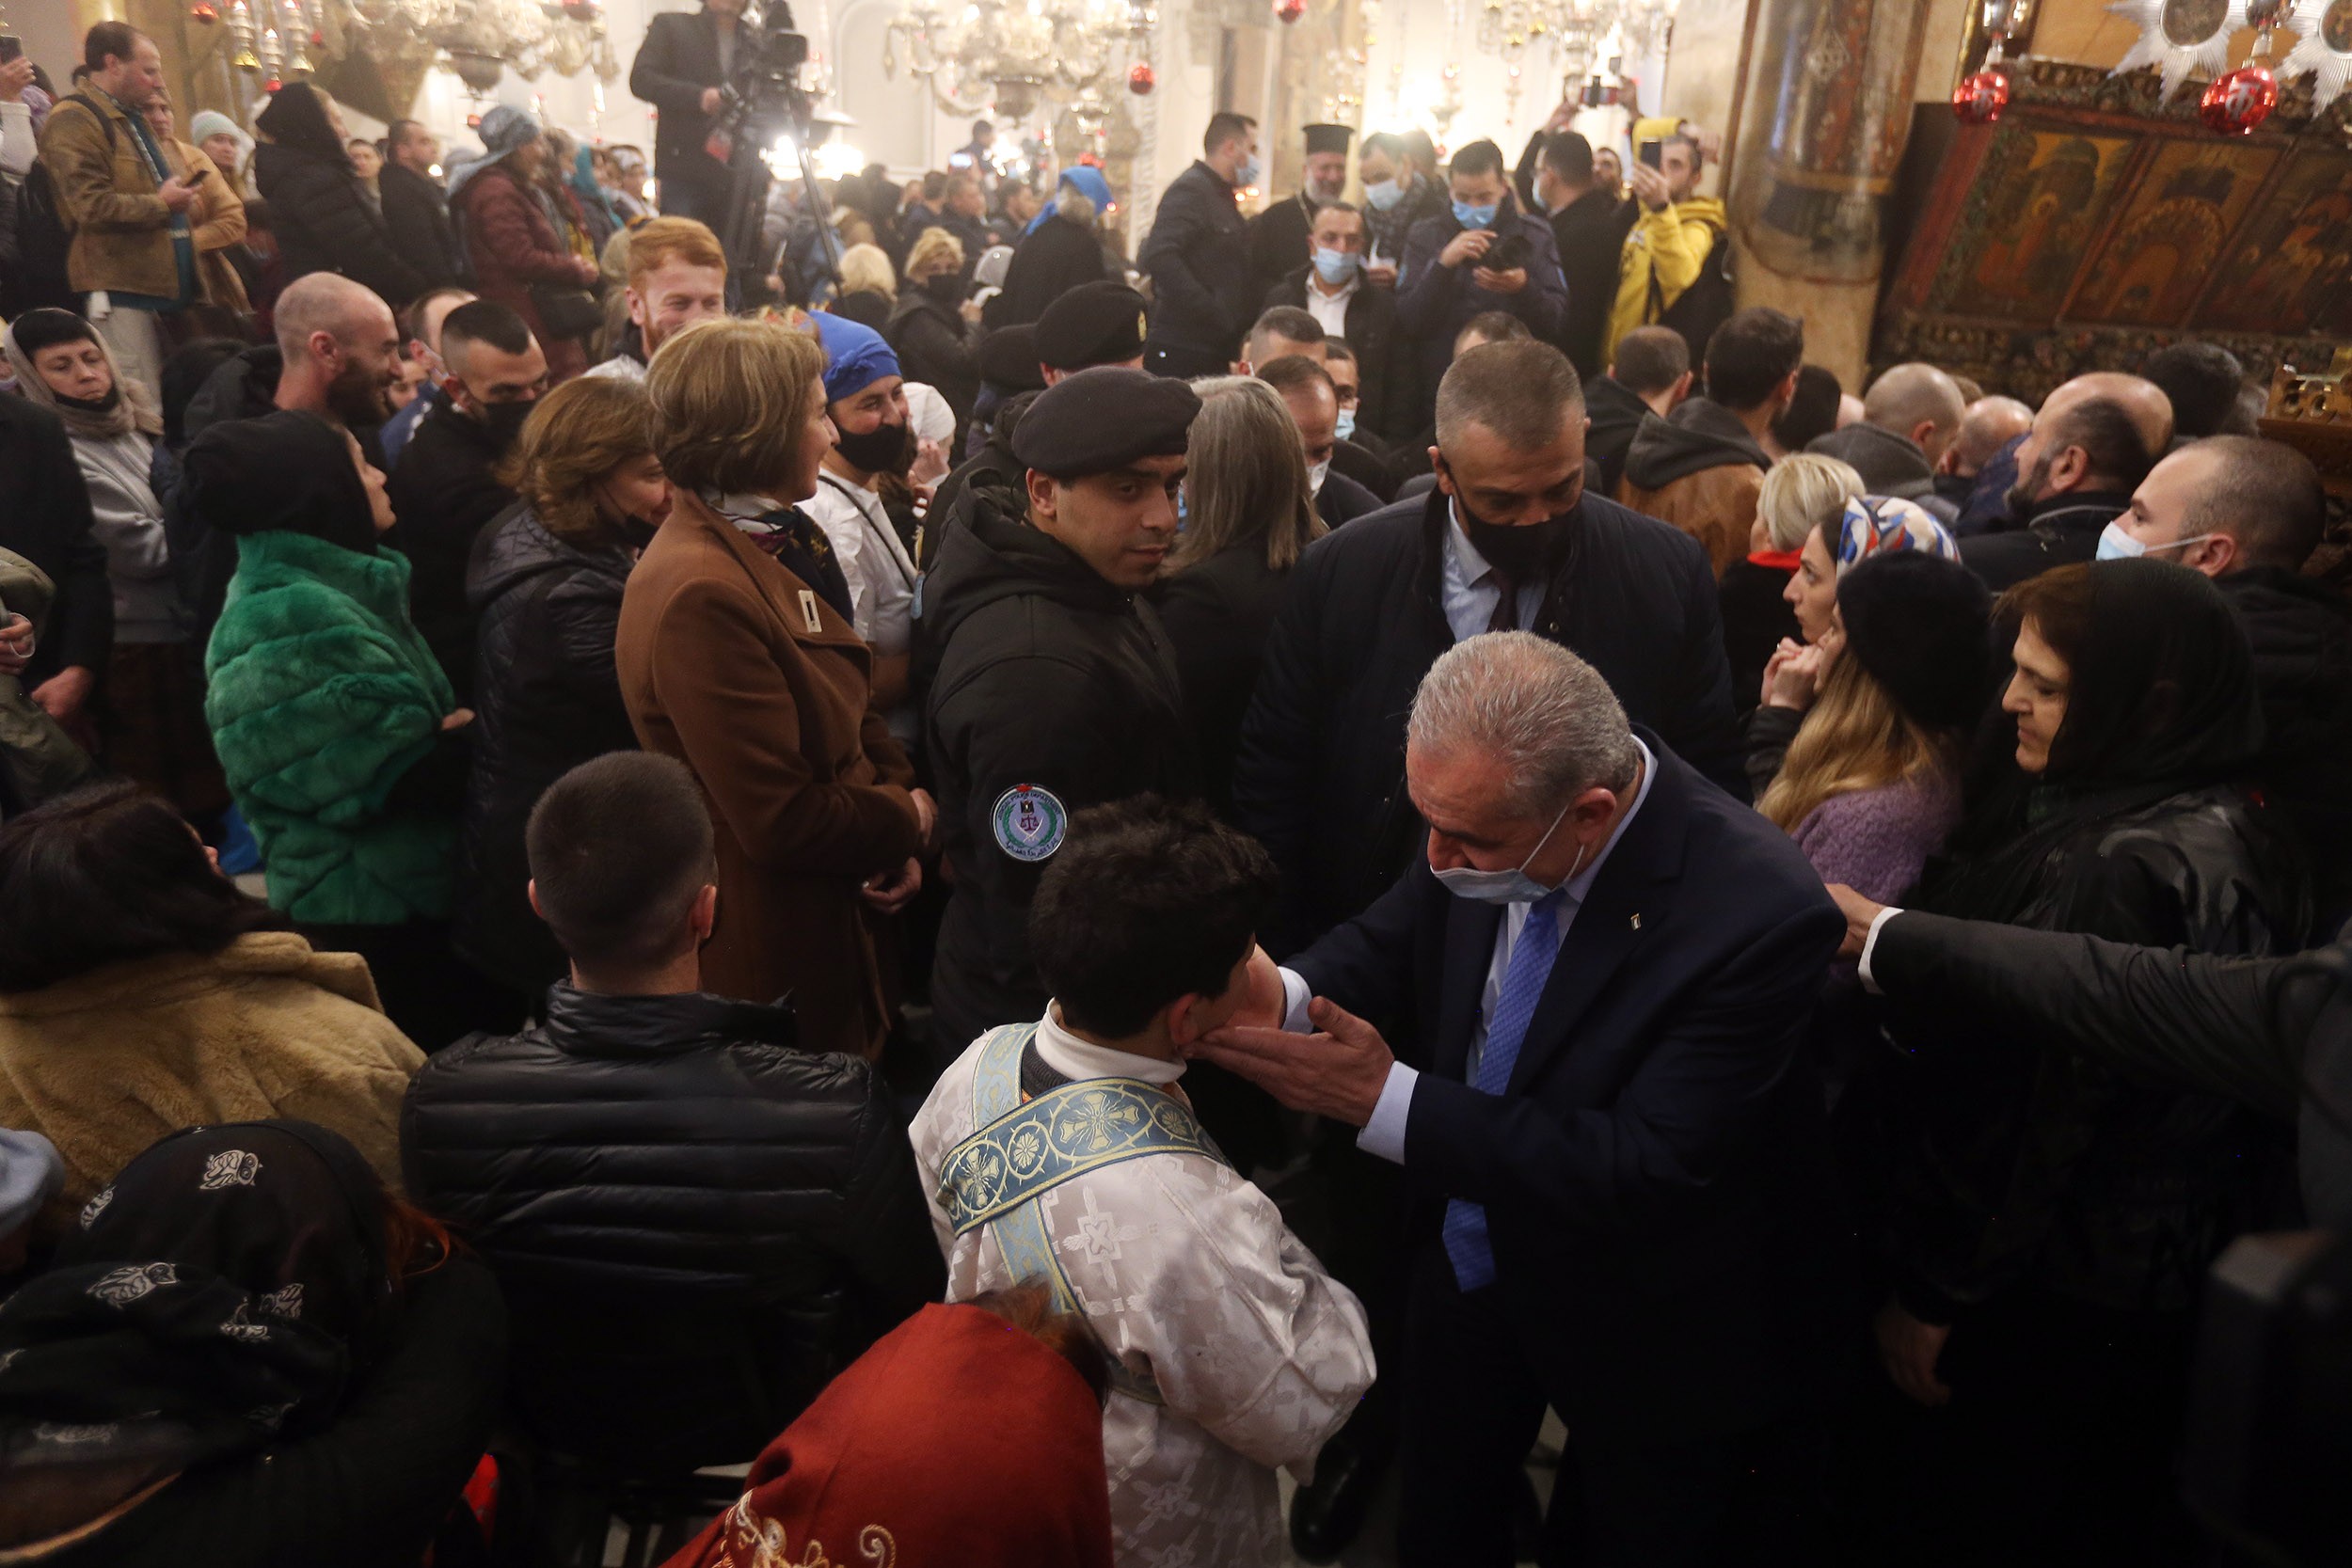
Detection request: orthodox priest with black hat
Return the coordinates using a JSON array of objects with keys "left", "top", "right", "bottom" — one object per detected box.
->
[
  {"left": 1249, "top": 122, "right": 1356, "bottom": 298},
  {"left": 914, "top": 367, "right": 1203, "bottom": 1055}
]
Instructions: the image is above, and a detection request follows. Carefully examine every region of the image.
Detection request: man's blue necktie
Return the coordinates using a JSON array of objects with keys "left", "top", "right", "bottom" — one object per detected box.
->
[{"left": 1441, "top": 890, "right": 1565, "bottom": 1292}]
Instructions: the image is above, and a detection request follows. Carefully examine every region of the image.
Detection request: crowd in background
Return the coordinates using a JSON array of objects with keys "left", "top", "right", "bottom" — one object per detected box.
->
[{"left": 0, "top": 12, "right": 2348, "bottom": 1568}]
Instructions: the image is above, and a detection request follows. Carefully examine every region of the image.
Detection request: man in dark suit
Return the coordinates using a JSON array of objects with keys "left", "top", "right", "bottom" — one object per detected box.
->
[
  {"left": 628, "top": 0, "right": 744, "bottom": 228},
  {"left": 1139, "top": 111, "right": 1261, "bottom": 379},
  {"left": 1232, "top": 339, "right": 1743, "bottom": 956},
  {"left": 1261, "top": 199, "right": 1416, "bottom": 444},
  {"left": 1530, "top": 129, "right": 1625, "bottom": 381},
  {"left": 1197, "top": 630, "right": 1845, "bottom": 1566}
]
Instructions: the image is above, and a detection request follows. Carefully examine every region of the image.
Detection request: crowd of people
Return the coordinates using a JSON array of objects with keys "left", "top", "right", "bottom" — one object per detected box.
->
[{"left": 0, "top": 12, "right": 2347, "bottom": 1568}]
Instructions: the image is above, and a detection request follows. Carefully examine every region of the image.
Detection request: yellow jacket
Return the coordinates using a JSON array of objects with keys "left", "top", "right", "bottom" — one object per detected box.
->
[{"left": 1604, "top": 195, "right": 1726, "bottom": 364}]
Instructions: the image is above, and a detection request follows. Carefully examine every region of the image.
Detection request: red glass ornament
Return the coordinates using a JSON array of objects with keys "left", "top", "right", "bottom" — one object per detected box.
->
[
  {"left": 190, "top": 2, "right": 219, "bottom": 23},
  {"left": 2199, "top": 64, "right": 2278, "bottom": 135},
  {"left": 262, "top": 75, "right": 282, "bottom": 93},
  {"left": 466, "top": 112, "right": 484, "bottom": 131},
  {"left": 1274, "top": 0, "right": 1306, "bottom": 23},
  {"left": 1127, "top": 61, "right": 1155, "bottom": 95},
  {"left": 1951, "top": 67, "right": 2010, "bottom": 125}
]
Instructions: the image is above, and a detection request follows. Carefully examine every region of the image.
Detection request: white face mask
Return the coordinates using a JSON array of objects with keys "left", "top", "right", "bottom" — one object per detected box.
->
[
  {"left": 1363, "top": 176, "right": 1405, "bottom": 211},
  {"left": 1432, "top": 800, "right": 1588, "bottom": 906},
  {"left": 1307, "top": 457, "right": 1330, "bottom": 497},
  {"left": 2095, "top": 520, "right": 2221, "bottom": 562}
]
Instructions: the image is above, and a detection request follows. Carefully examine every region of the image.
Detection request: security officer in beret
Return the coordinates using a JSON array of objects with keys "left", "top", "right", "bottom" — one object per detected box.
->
[
  {"left": 915, "top": 367, "right": 1202, "bottom": 1055},
  {"left": 1249, "top": 122, "right": 1356, "bottom": 300},
  {"left": 924, "top": 286, "right": 1152, "bottom": 567}
]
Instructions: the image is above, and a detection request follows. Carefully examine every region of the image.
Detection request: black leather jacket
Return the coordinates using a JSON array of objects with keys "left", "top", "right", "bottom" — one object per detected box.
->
[
  {"left": 402, "top": 985, "right": 946, "bottom": 1467},
  {"left": 1870, "top": 784, "right": 2309, "bottom": 1321}
]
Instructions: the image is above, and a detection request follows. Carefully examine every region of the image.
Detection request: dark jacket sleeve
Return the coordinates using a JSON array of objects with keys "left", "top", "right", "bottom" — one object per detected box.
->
[
  {"left": 1871, "top": 911, "right": 2323, "bottom": 1122},
  {"left": 377, "top": 168, "right": 459, "bottom": 292},
  {"left": 1405, "top": 895, "right": 1845, "bottom": 1235},
  {"left": 265, "top": 152, "right": 428, "bottom": 307},
  {"left": 1393, "top": 216, "right": 1454, "bottom": 336},
  {"left": 1512, "top": 214, "right": 1569, "bottom": 340},
  {"left": 79, "top": 1258, "right": 507, "bottom": 1568},
  {"left": 1231, "top": 551, "right": 1329, "bottom": 956},
  {"left": 1743, "top": 703, "right": 1802, "bottom": 799},
  {"left": 1290, "top": 857, "right": 1429, "bottom": 1030},
  {"left": 628, "top": 13, "right": 712, "bottom": 117},
  {"left": 14, "top": 416, "right": 115, "bottom": 679},
  {"left": 1138, "top": 177, "right": 1230, "bottom": 340},
  {"left": 834, "top": 1077, "right": 950, "bottom": 1336},
  {"left": 1661, "top": 541, "right": 1746, "bottom": 799}
]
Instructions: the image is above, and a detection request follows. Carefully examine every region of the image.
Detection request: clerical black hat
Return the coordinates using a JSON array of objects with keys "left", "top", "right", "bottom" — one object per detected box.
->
[
  {"left": 1035, "top": 281, "right": 1150, "bottom": 372},
  {"left": 978, "top": 324, "right": 1048, "bottom": 393},
  {"left": 1304, "top": 123, "right": 1354, "bottom": 156},
  {"left": 1011, "top": 367, "right": 1200, "bottom": 479}
]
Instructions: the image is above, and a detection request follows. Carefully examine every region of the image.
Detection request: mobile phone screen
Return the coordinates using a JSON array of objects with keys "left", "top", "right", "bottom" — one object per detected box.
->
[{"left": 1638, "top": 139, "right": 1662, "bottom": 170}]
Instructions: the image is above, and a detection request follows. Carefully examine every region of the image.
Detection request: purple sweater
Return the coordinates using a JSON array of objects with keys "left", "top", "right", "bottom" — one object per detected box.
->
[{"left": 1789, "top": 774, "right": 1961, "bottom": 903}]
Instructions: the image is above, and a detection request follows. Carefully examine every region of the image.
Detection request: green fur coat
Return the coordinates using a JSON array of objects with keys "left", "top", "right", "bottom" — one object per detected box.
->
[{"left": 205, "top": 530, "right": 457, "bottom": 925}]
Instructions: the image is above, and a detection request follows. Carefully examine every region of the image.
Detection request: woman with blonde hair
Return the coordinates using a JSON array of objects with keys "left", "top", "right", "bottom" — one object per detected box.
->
[
  {"left": 457, "top": 375, "right": 672, "bottom": 1000},
  {"left": 830, "top": 241, "right": 898, "bottom": 330},
  {"left": 613, "top": 318, "right": 930, "bottom": 1058},
  {"left": 1719, "top": 452, "right": 1862, "bottom": 716},
  {"left": 1756, "top": 550, "right": 1990, "bottom": 900},
  {"left": 885, "top": 228, "right": 982, "bottom": 445},
  {"left": 1152, "top": 376, "right": 1325, "bottom": 816}
]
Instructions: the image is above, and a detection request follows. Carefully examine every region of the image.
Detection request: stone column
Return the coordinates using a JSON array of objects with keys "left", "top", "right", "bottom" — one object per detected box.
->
[{"left": 1724, "top": 0, "right": 1931, "bottom": 386}]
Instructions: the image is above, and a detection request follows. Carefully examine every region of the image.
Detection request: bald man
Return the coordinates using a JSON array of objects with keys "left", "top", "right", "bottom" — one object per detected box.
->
[
  {"left": 1957, "top": 372, "right": 2171, "bottom": 592},
  {"left": 1805, "top": 361, "right": 1966, "bottom": 518},
  {"left": 1933, "top": 395, "right": 2033, "bottom": 505}
]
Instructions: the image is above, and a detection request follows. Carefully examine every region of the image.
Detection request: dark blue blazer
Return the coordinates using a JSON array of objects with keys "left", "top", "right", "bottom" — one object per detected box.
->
[{"left": 1291, "top": 736, "right": 1845, "bottom": 1444}]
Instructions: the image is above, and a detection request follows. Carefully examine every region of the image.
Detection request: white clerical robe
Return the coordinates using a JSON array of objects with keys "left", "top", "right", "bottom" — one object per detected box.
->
[{"left": 910, "top": 1011, "right": 1375, "bottom": 1568}]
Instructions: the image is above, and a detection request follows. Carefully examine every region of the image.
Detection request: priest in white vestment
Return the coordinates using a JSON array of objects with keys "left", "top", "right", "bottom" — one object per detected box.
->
[{"left": 909, "top": 797, "right": 1374, "bottom": 1568}]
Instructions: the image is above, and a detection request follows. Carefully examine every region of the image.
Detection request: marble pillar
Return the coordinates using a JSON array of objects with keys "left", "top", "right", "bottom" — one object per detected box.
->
[{"left": 1725, "top": 0, "right": 1931, "bottom": 385}]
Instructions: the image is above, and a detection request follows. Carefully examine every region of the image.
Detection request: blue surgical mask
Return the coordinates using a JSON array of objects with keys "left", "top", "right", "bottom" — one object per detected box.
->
[
  {"left": 2095, "top": 520, "right": 2218, "bottom": 562},
  {"left": 1234, "top": 153, "right": 1262, "bottom": 187},
  {"left": 1334, "top": 406, "right": 1357, "bottom": 441},
  {"left": 1452, "top": 199, "right": 1499, "bottom": 230},
  {"left": 1311, "top": 245, "right": 1360, "bottom": 284},
  {"left": 1363, "top": 177, "right": 1405, "bottom": 211},
  {"left": 1431, "top": 802, "right": 1587, "bottom": 906}
]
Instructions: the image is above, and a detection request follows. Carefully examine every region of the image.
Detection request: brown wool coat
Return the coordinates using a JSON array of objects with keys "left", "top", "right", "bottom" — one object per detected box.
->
[
  {"left": 160, "top": 134, "right": 251, "bottom": 316},
  {"left": 614, "top": 496, "right": 923, "bottom": 1058},
  {"left": 38, "top": 92, "right": 183, "bottom": 300},
  {"left": 0, "top": 932, "right": 424, "bottom": 1235},
  {"left": 1617, "top": 461, "right": 1765, "bottom": 581}
]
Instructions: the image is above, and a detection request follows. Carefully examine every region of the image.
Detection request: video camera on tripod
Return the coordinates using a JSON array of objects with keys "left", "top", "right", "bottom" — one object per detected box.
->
[{"left": 699, "top": 1, "right": 840, "bottom": 298}]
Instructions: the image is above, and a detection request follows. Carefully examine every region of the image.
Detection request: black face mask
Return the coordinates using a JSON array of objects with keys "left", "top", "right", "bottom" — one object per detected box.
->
[
  {"left": 55, "top": 385, "right": 122, "bottom": 414},
  {"left": 922, "top": 273, "right": 965, "bottom": 306},
  {"left": 834, "top": 418, "right": 913, "bottom": 477},
  {"left": 1444, "top": 463, "right": 1581, "bottom": 582},
  {"left": 473, "top": 397, "right": 535, "bottom": 451}
]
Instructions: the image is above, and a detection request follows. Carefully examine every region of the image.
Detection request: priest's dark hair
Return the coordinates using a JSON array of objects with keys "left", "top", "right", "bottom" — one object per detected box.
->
[
  {"left": 526, "top": 752, "right": 716, "bottom": 973},
  {"left": 0, "top": 781, "right": 287, "bottom": 993},
  {"left": 1031, "top": 796, "right": 1278, "bottom": 1038}
]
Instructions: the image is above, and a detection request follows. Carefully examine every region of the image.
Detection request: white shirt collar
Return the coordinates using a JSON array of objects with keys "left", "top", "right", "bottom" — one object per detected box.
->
[
  {"left": 1308, "top": 271, "right": 1360, "bottom": 303},
  {"left": 1034, "top": 1005, "right": 1187, "bottom": 1085}
]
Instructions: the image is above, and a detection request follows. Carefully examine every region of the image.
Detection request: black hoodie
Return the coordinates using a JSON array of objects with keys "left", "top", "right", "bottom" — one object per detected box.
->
[
  {"left": 1583, "top": 374, "right": 1656, "bottom": 496},
  {"left": 1618, "top": 397, "right": 1771, "bottom": 492},
  {"left": 914, "top": 483, "right": 1198, "bottom": 1049}
]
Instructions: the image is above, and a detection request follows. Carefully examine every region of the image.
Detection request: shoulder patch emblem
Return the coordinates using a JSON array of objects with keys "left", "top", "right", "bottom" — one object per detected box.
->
[{"left": 992, "top": 784, "right": 1068, "bottom": 863}]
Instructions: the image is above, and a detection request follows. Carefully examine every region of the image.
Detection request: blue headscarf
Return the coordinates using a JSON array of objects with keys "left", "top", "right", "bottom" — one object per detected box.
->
[
  {"left": 569, "top": 143, "right": 621, "bottom": 234},
  {"left": 1023, "top": 165, "right": 1115, "bottom": 237},
  {"left": 811, "top": 311, "right": 900, "bottom": 404}
]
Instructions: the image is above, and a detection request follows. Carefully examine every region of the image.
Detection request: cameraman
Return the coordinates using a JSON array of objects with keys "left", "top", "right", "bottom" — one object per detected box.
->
[
  {"left": 1834, "top": 887, "right": 2352, "bottom": 1227},
  {"left": 629, "top": 0, "right": 748, "bottom": 227}
]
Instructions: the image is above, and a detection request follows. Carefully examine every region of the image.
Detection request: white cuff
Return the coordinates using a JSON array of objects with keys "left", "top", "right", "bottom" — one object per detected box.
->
[
  {"left": 1278, "top": 966, "right": 1313, "bottom": 1034},
  {"left": 1354, "top": 1062, "right": 1418, "bottom": 1164},
  {"left": 1857, "top": 906, "right": 1905, "bottom": 995}
]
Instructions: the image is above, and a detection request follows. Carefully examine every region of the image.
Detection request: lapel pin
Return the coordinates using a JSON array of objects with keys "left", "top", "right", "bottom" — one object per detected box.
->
[{"left": 1629, "top": 912, "right": 1642, "bottom": 930}]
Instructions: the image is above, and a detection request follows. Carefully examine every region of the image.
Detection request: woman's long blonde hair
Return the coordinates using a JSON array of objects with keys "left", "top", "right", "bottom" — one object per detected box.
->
[{"left": 1757, "top": 652, "right": 1954, "bottom": 832}]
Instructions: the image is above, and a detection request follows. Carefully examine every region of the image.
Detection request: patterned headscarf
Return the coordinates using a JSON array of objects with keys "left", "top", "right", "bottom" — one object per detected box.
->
[
  {"left": 1834, "top": 494, "right": 1959, "bottom": 576},
  {"left": 0, "top": 1122, "right": 395, "bottom": 1493}
]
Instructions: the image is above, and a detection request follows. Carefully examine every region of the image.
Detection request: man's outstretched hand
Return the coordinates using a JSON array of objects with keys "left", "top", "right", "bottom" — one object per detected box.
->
[{"left": 1190, "top": 994, "right": 1393, "bottom": 1127}]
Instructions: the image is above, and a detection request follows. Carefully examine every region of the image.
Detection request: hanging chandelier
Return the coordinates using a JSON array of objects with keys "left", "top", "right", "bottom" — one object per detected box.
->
[
  {"left": 885, "top": 0, "right": 1156, "bottom": 121},
  {"left": 341, "top": 0, "right": 622, "bottom": 90},
  {"left": 1471, "top": 0, "right": 1679, "bottom": 119}
]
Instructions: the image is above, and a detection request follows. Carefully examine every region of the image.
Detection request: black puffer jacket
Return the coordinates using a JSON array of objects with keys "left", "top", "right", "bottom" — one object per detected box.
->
[
  {"left": 883, "top": 288, "right": 981, "bottom": 447},
  {"left": 453, "top": 505, "right": 640, "bottom": 995},
  {"left": 2220, "top": 565, "right": 2352, "bottom": 936},
  {"left": 402, "top": 984, "right": 946, "bottom": 1470},
  {"left": 914, "top": 483, "right": 1198, "bottom": 1051},
  {"left": 252, "top": 142, "right": 428, "bottom": 309},
  {"left": 387, "top": 402, "right": 518, "bottom": 702},
  {"left": 1874, "top": 784, "right": 2307, "bottom": 1323}
]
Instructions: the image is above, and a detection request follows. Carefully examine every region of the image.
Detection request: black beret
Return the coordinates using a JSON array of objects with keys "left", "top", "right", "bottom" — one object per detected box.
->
[
  {"left": 1836, "top": 552, "right": 1994, "bottom": 733},
  {"left": 1011, "top": 367, "right": 1200, "bottom": 479},
  {"left": 1304, "top": 123, "right": 1354, "bottom": 156},
  {"left": 978, "top": 325, "right": 1047, "bottom": 393},
  {"left": 1034, "top": 281, "right": 1150, "bottom": 372}
]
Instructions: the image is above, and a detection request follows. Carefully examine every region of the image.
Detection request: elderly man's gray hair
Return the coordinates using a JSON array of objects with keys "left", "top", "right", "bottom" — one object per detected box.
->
[{"left": 1407, "top": 632, "right": 1638, "bottom": 816}]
